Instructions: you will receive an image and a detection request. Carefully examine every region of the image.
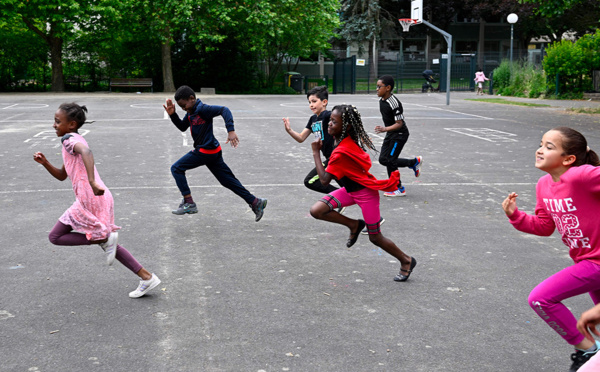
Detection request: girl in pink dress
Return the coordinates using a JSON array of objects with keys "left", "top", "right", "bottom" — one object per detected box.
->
[
  {"left": 33, "top": 102, "right": 160, "bottom": 298},
  {"left": 502, "top": 127, "right": 600, "bottom": 371}
]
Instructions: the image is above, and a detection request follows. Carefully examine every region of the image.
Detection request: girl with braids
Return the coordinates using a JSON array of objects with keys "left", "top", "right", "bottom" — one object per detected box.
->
[
  {"left": 309, "top": 104, "right": 416, "bottom": 282},
  {"left": 33, "top": 103, "right": 161, "bottom": 298},
  {"left": 502, "top": 127, "right": 600, "bottom": 371}
]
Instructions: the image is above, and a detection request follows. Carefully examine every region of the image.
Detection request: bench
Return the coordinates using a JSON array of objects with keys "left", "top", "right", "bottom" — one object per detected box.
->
[{"left": 110, "top": 78, "right": 153, "bottom": 92}]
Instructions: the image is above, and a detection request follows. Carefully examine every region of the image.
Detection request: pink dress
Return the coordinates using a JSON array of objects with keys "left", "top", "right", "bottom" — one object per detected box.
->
[{"left": 58, "top": 133, "right": 120, "bottom": 241}]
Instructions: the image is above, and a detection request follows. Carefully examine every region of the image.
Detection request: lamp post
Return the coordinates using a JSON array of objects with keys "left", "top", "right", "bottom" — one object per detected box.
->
[{"left": 507, "top": 13, "right": 518, "bottom": 63}]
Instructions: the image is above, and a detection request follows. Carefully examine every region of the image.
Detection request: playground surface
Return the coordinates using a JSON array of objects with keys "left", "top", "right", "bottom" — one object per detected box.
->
[{"left": 1, "top": 91, "right": 600, "bottom": 371}]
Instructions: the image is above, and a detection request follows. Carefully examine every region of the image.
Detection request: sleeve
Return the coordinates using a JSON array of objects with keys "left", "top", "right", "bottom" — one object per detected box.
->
[
  {"left": 508, "top": 198, "right": 556, "bottom": 237},
  {"left": 61, "top": 134, "right": 82, "bottom": 155},
  {"left": 305, "top": 115, "right": 315, "bottom": 132},
  {"left": 201, "top": 104, "right": 235, "bottom": 132},
  {"left": 324, "top": 152, "right": 345, "bottom": 180},
  {"left": 170, "top": 113, "right": 190, "bottom": 132}
]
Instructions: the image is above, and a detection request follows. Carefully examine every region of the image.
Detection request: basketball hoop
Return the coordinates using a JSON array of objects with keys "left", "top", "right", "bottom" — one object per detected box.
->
[{"left": 398, "top": 18, "right": 417, "bottom": 32}]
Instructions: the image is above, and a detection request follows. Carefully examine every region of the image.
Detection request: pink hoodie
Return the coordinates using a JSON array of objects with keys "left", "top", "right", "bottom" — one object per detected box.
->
[{"left": 508, "top": 165, "right": 600, "bottom": 264}]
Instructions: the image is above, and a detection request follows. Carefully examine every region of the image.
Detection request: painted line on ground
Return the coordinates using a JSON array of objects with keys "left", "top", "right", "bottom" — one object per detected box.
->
[{"left": 0, "top": 182, "right": 536, "bottom": 195}]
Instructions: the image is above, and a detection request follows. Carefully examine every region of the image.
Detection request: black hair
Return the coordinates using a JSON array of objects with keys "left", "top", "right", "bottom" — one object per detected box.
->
[
  {"left": 58, "top": 102, "right": 88, "bottom": 128},
  {"left": 307, "top": 85, "right": 328, "bottom": 101},
  {"left": 378, "top": 75, "right": 395, "bottom": 90},
  {"left": 174, "top": 85, "right": 196, "bottom": 101},
  {"left": 553, "top": 127, "right": 600, "bottom": 166},
  {"left": 332, "top": 104, "right": 376, "bottom": 152}
]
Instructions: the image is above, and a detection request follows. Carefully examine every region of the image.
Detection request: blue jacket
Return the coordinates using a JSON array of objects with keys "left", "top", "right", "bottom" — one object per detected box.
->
[{"left": 169, "top": 99, "right": 235, "bottom": 151}]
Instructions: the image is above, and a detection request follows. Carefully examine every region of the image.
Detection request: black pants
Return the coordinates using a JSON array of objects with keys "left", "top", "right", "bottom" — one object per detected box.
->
[
  {"left": 378, "top": 131, "right": 414, "bottom": 188},
  {"left": 304, "top": 159, "right": 338, "bottom": 194}
]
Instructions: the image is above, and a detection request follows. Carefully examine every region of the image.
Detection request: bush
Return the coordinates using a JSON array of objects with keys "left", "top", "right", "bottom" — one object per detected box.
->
[{"left": 492, "top": 61, "right": 547, "bottom": 98}]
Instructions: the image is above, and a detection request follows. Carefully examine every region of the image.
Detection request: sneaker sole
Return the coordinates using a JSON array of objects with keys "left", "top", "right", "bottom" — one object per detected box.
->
[
  {"left": 172, "top": 209, "right": 199, "bottom": 215},
  {"left": 414, "top": 157, "right": 423, "bottom": 178},
  {"left": 106, "top": 232, "right": 118, "bottom": 266},
  {"left": 255, "top": 199, "right": 268, "bottom": 222}
]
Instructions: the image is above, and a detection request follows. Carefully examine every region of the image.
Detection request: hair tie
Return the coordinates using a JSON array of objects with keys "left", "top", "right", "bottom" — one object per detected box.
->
[{"left": 587, "top": 146, "right": 591, "bottom": 152}]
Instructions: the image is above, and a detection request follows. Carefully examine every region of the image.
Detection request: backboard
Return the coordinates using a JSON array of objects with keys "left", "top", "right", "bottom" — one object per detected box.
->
[{"left": 411, "top": 0, "right": 423, "bottom": 24}]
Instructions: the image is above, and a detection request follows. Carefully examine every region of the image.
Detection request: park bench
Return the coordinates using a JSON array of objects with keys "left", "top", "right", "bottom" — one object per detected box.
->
[{"left": 109, "top": 78, "right": 153, "bottom": 92}]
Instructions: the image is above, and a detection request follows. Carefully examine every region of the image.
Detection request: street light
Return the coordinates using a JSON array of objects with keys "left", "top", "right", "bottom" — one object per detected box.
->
[{"left": 507, "top": 13, "right": 518, "bottom": 63}]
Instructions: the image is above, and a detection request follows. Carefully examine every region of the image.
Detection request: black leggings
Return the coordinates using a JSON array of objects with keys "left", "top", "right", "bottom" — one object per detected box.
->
[{"left": 378, "top": 132, "right": 414, "bottom": 188}]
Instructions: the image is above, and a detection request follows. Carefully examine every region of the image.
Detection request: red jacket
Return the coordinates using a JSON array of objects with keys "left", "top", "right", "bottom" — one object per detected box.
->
[{"left": 326, "top": 137, "right": 400, "bottom": 192}]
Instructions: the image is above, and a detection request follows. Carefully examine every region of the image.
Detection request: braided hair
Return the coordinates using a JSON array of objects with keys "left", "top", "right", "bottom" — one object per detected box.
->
[
  {"left": 58, "top": 102, "right": 88, "bottom": 129},
  {"left": 332, "top": 104, "right": 377, "bottom": 152}
]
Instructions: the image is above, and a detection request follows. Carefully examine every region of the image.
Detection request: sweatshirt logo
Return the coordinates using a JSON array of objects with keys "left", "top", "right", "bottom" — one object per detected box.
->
[
  {"left": 543, "top": 198, "right": 590, "bottom": 250},
  {"left": 190, "top": 116, "right": 206, "bottom": 126}
]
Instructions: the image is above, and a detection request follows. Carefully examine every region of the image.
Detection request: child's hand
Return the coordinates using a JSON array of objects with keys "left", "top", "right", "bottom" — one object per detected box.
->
[
  {"left": 578, "top": 304, "right": 600, "bottom": 341},
  {"left": 374, "top": 125, "right": 386, "bottom": 134},
  {"left": 225, "top": 130, "right": 239, "bottom": 148},
  {"left": 89, "top": 180, "right": 105, "bottom": 196},
  {"left": 163, "top": 99, "right": 175, "bottom": 116},
  {"left": 311, "top": 138, "right": 322, "bottom": 153},
  {"left": 502, "top": 192, "right": 518, "bottom": 217},
  {"left": 282, "top": 118, "right": 291, "bottom": 132},
  {"left": 33, "top": 152, "right": 47, "bottom": 164}
]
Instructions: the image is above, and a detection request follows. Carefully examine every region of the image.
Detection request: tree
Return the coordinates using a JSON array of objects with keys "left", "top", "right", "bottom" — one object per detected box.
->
[
  {"left": 233, "top": 0, "right": 340, "bottom": 88},
  {"left": 0, "top": 0, "right": 120, "bottom": 91}
]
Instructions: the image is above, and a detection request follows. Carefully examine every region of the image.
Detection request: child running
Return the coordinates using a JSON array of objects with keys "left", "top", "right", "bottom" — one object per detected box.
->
[
  {"left": 163, "top": 85, "right": 267, "bottom": 221},
  {"left": 33, "top": 103, "right": 160, "bottom": 298},
  {"left": 474, "top": 68, "right": 490, "bottom": 95},
  {"left": 577, "top": 304, "right": 600, "bottom": 371},
  {"left": 309, "top": 104, "right": 416, "bottom": 282},
  {"left": 375, "top": 75, "right": 422, "bottom": 197},
  {"left": 502, "top": 127, "right": 600, "bottom": 372}
]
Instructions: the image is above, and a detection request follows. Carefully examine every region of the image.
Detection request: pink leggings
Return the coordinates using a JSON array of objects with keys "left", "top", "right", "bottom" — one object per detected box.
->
[
  {"left": 320, "top": 187, "right": 382, "bottom": 234},
  {"left": 529, "top": 259, "right": 600, "bottom": 345},
  {"left": 48, "top": 221, "right": 143, "bottom": 274}
]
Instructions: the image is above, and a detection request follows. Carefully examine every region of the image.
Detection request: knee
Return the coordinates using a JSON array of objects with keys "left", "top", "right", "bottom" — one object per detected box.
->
[
  {"left": 310, "top": 203, "right": 327, "bottom": 220},
  {"left": 368, "top": 233, "right": 384, "bottom": 246},
  {"left": 378, "top": 156, "right": 390, "bottom": 166},
  {"left": 171, "top": 163, "right": 182, "bottom": 175},
  {"left": 48, "top": 232, "right": 59, "bottom": 245},
  {"left": 528, "top": 288, "right": 553, "bottom": 313}
]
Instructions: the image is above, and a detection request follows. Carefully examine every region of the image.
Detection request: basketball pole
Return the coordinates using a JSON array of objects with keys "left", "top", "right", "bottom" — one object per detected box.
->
[{"left": 420, "top": 20, "right": 452, "bottom": 105}]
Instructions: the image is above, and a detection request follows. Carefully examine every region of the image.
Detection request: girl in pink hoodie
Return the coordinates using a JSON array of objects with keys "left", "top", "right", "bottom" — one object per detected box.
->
[{"left": 502, "top": 127, "right": 600, "bottom": 372}]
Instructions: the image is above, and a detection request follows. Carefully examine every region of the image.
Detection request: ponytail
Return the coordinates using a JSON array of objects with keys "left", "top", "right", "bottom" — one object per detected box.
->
[{"left": 553, "top": 126, "right": 600, "bottom": 167}]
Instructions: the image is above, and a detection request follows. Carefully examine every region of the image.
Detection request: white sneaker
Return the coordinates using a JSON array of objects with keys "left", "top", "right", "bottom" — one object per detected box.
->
[
  {"left": 99, "top": 232, "right": 118, "bottom": 266},
  {"left": 129, "top": 274, "right": 161, "bottom": 298}
]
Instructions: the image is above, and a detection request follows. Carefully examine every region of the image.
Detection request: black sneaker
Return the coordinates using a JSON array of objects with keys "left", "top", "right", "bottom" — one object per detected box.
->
[
  {"left": 570, "top": 342, "right": 600, "bottom": 372},
  {"left": 252, "top": 198, "right": 268, "bottom": 222},
  {"left": 361, "top": 218, "right": 385, "bottom": 235},
  {"left": 172, "top": 201, "right": 198, "bottom": 215}
]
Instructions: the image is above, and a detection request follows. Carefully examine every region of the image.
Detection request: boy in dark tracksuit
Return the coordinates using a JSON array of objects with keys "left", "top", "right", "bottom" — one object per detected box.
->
[
  {"left": 163, "top": 85, "right": 267, "bottom": 221},
  {"left": 375, "top": 75, "right": 423, "bottom": 197}
]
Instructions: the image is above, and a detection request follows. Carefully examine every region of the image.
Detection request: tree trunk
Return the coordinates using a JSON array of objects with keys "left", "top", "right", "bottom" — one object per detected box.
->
[
  {"left": 49, "top": 37, "right": 64, "bottom": 92},
  {"left": 161, "top": 41, "right": 176, "bottom": 92}
]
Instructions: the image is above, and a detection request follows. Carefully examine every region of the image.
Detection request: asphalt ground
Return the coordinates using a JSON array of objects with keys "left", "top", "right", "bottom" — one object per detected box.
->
[{"left": 1, "top": 91, "right": 600, "bottom": 372}]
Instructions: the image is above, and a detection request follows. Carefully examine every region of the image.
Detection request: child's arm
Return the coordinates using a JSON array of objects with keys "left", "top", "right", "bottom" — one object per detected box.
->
[
  {"left": 502, "top": 192, "right": 555, "bottom": 236},
  {"left": 33, "top": 152, "right": 68, "bottom": 181},
  {"left": 283, "top": 118, "right": 311, "bottom": 143},
  {"left": 163, "top": 99, "right": 189, "bottom": 132},
  {"left": 578, "top": 304, "right": 600, "bottom": 341},
  {"left": 375, "top": 119, "right": 404, "bottom": 134},
  {"left": 72, "top": 143, "right": 105, "bottom": 196},
  {"left": 502, "top": 192, "right": 518, "bottom": 217},
  {"left": 311, "top": 140, "right": 334, "bottom": 186}
]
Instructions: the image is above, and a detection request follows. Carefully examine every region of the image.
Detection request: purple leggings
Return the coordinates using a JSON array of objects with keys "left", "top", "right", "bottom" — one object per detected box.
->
[
  {"left": 48, "top": 221, "right": 143, "bottom": 274},
  {"left": 529, "top": 259, "right": 600, "bottom": 345}
]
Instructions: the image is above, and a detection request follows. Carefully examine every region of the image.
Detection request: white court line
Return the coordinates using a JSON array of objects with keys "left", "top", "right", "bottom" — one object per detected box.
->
[
  {"left": 0, "top": 182, "right": 536, "bottom": 195},
  {"left": 1, "top": 113, "right": 24, "bottom": 121},
  {"left": 1, "top": 104, "right": 18, "bottom": 110}
]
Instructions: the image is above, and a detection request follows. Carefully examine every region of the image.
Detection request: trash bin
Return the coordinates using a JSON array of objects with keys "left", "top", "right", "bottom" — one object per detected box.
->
[{"left": 286, "top": 72, "right": 303, "bottom": 92}]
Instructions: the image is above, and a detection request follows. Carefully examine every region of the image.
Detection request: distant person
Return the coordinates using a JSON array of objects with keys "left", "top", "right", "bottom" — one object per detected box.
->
[
  {"left": 163, "top": 85, "right": 267, "bottom": 221},
  {"left": 474, "top": 69, "right": 489, "bottom": 95},
  {"left": 33, "top": 103, "right": 160, "bottom": 298},
  {"left": 309, "top": 104, "right": 416, "bottom": 282},
  {"left": 375, "top": 75, "right": 422, "bottom": 197},
  {"left": 502, "top": 127, "right": 600, "bottom": 372}
]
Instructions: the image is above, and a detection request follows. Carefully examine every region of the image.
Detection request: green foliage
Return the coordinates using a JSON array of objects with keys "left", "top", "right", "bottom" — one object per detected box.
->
[
  {"left": 492, "top": 61, "right": 547, "bottom": 98},
  {"left": 543, "top": 29, "right": 600, "bottom": 97}
]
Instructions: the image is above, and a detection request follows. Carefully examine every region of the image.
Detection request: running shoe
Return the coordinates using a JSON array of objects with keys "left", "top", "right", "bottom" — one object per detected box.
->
[
  {"left": 410, "top": 156, "right": 422, "bottom": 177},
  {"left": 100, "top": 231, "right": 118, "bottom": 266},
  {"left": 252, "top": 198, "right": 268, "bottom": 222},
  {"left": 361, "top": 218, "right": 385, "bottom": 235},
  {"left": 384, "top": 186, "right": 406, "bottom": 197},
  {"left": 129, "top": 273, "right": 161, "bottom": 298},
  {"left": 570, "top": 341, "right": 600, "bottom": 372},
  {"left": 172, "top": 201, "right": 198, "bottom": 215}
]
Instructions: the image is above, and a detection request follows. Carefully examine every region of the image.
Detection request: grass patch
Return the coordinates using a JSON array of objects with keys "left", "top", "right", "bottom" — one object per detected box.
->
[
  {"left": 465, "top": 98, "right": 551, "bottom": 107},
  {"left": 566, "top": 107, "right": 600, "bottom": 115}
]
